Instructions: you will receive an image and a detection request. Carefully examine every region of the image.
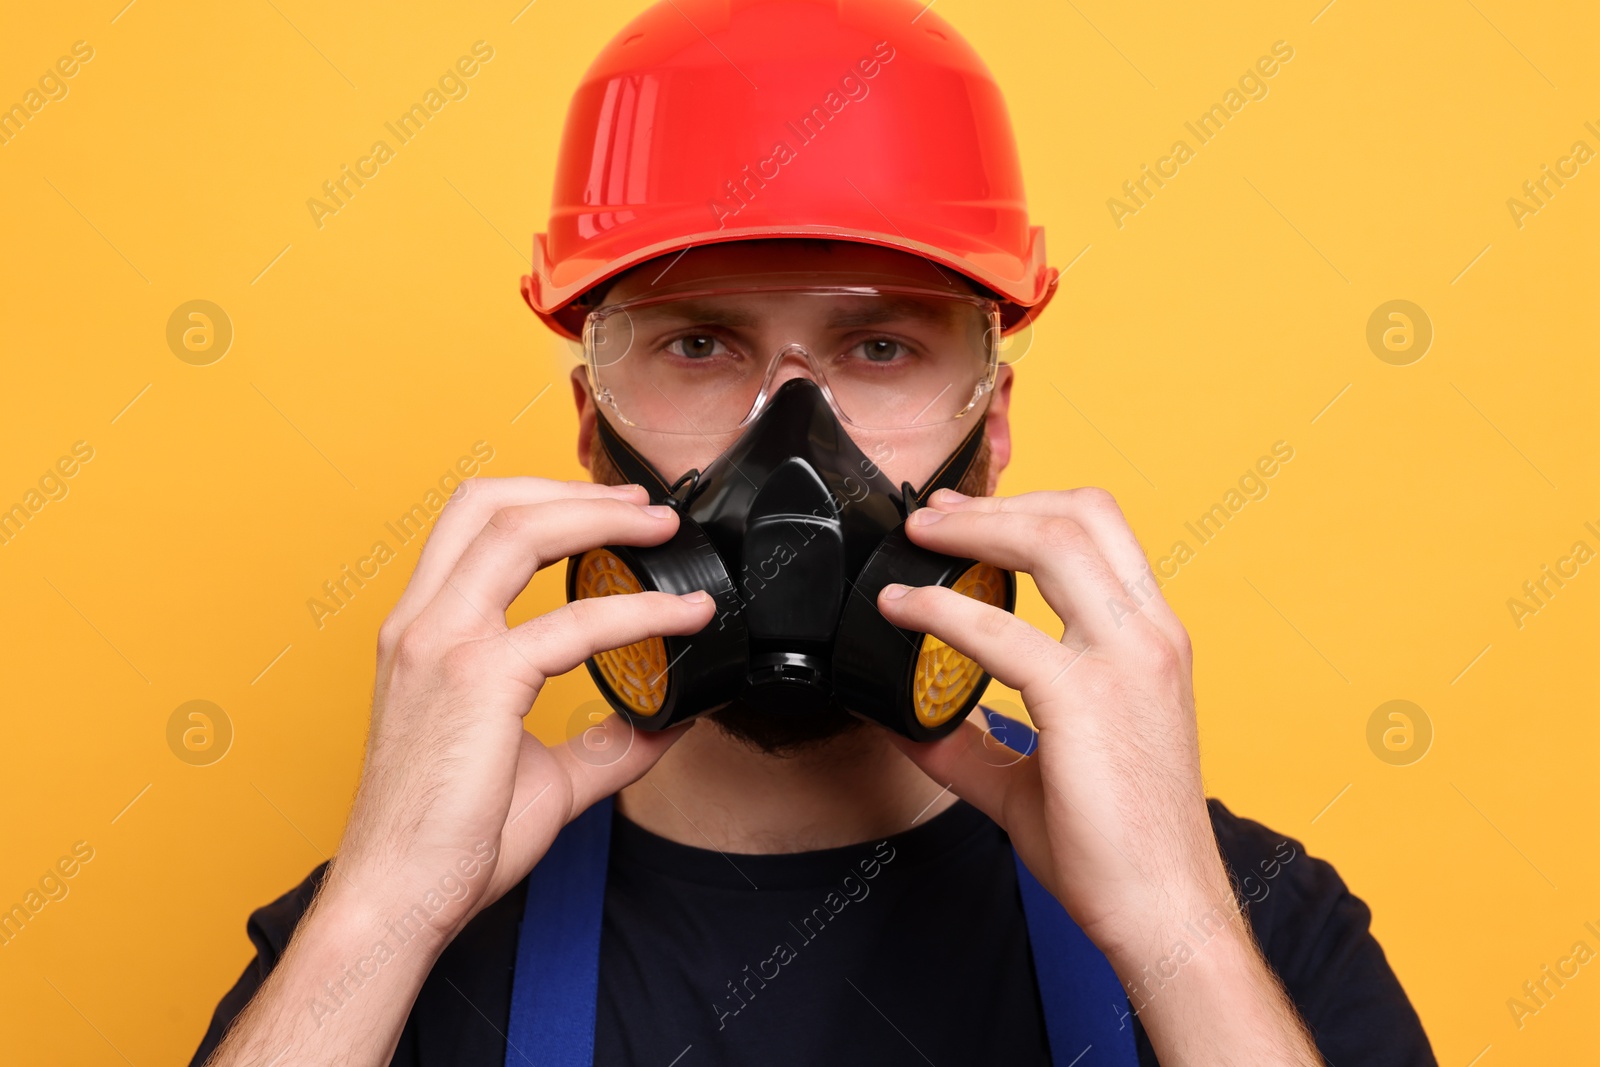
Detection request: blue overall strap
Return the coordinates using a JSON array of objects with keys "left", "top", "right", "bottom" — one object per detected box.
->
[
  {"left": 986, "top": 706, "right": 1139, "bottom": 1067},
  {"left": 506, "top": 795, "right": 614, "bottom": 1067},
  {"left": 507, "top": 722, "right": 1136, "bottom": 1067}
]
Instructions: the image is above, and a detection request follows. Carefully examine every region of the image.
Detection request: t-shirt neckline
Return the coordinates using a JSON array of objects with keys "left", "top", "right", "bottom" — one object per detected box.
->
[{"left": 608, "top": 797, "right": 995, "bottom": 891}]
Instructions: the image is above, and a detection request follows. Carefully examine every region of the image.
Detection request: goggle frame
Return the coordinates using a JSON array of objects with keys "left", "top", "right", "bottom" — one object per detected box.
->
[{"left": 579, "top": 284, "right": 1006, "bottom": 434}]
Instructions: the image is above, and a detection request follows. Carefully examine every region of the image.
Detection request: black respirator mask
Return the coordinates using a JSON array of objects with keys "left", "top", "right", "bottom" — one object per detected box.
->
[{"left": 566, "top": 377, "right": 1015, "bottom": 741}]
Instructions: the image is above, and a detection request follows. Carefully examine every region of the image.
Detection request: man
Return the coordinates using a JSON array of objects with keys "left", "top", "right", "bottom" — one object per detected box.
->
[{"left": 192, "top": 2, "right": 1437, "bottom": 1064}]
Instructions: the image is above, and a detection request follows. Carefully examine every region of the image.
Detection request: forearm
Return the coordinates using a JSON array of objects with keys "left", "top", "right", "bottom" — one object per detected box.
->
[
  {"left": 202, "top": 872, "right": 450, "bottom": 1067},
  {"left": 1108, "top": 896, "right": 1321, "bottom": 1067}
]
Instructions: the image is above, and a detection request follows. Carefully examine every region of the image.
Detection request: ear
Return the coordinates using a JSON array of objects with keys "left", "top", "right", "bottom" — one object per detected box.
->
[
  {"left": 571, "top": 365, "right": 596, "bottom": 472},
  {"left": 983, "top": 363, "right": 1014, "bottom": 495}
]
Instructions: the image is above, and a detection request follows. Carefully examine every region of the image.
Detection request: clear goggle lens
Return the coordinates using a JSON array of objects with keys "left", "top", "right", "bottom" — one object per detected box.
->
[{"left": 581, "top": 286, "right": 1004, "bottom": 434}]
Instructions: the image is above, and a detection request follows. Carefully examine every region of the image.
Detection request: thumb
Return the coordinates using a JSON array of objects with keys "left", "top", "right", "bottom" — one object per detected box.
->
[
  {"left": 497, "top": 715, "right": 689, "bottom": 886},
  {"left": 887, "top": 718, "right": 1051, "bottom": 876},
  {"left": 556, "top": 712, "right": 691, "bottom": 814}
]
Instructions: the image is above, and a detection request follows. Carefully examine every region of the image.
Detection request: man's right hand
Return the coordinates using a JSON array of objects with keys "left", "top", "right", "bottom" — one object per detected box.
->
[
  {"left": 334, "top": 476, "right": 711, "bottom": 937},
  {"left": 204, "top": 476, "right": 713, "bottom": 1067}
]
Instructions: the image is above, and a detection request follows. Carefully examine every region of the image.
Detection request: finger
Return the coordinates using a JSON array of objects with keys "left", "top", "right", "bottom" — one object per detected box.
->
[
  {"left": 876, "top": 583, "right": 1088, "bottom": 705},
  {"left": 503, "top": 589, "right": 716, "bottom": 684},
  {"left": 888, "top": 716, "right": 1040, "bottom": 831},
  {"left": 490, "top": 720, "right": 690, "bottom": 896},
  {"left": 894, "top": 713, "right": 1174, "bottom": 918},
  {"left": 885, "top": 719, "right": 1052, "bottom": 886},
  {"left": 428, "top": 497, "right": 680, "bottom": 629},
  {"left": 903, "top": 504, "right": 1143, "bottom": 648},
  {"left": 926, "top": 488, "right": 1187, "bottom": 656},
  {"left": 553, "top": 714, "right": 691, "bottom": 816},
  {"left": 392, "top": 478, "right": 647, "bottom": 631}
]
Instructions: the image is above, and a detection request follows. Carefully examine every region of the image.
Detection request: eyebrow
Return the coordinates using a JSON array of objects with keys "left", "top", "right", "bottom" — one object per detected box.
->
[
  {"left": 635, "top": 301, "right": 760, "bottom": 328},
  {"left": 825, "top": 298, "right": 961, "bottom": 329},
  {"left": 630, "top": 296, "right": 968, "bottom": 331}
]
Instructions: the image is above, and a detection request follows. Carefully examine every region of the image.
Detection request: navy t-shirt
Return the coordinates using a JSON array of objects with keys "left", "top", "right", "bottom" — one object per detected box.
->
[{"left": 189, "top": 799, "right": 1436, "bottom": 1066}]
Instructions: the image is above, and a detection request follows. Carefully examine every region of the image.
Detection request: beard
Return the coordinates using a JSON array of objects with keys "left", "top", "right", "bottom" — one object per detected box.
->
[{"left": 588, "top": 424, "right": 992, "bottom": 756}]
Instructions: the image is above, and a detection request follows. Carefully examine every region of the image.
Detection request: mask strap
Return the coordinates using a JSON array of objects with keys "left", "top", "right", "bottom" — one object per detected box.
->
[
  {"left": 593, "top": 412, "right": 680, "bottom": 501},
  {"left": 908, "top": 414, "right": 987, "bottom": 508},
  {"left": 598, "top": 403, "right": 983, "bottom": 510}
]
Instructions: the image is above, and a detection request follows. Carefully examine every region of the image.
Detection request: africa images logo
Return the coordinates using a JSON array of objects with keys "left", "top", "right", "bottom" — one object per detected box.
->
[
  {"left": 304, "top": 42, "right": 495, "bottom": 230},
  {"left": 712, "top": 839, "right": 897, "bottom": 1030}
]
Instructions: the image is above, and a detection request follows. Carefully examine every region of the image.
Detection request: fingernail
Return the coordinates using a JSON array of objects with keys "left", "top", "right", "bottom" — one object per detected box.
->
[
  {"left": 910, "top": 508, "right": 945, "bottom": 526},
  {"left": 608, "top": 483, "right": 644, "bottom": 494},
  {"left": 880, "top": 583, "right": 910, "bottom": 600},
  {"left": 933, "top": 489, "right": 970, "bottom": 505},
  {"left": 679, "top": 590, "right": 709, "bottom": 604},
  {"left": 644, "top": 504, "right": 675, "bottom": 519}
]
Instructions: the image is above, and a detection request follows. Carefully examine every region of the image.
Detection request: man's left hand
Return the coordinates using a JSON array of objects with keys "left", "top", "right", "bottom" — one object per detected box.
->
[{"left": 876, "top": 486, "right": 1322, "bottom": 1065}]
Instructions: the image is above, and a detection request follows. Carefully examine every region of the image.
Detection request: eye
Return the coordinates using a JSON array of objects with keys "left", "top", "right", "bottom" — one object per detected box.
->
[
  {"left": 852, "top": 339, "right": 908, "bottom": 363},
  {"left": 665, "top": 334, "right": 728, "bottom": 360}
]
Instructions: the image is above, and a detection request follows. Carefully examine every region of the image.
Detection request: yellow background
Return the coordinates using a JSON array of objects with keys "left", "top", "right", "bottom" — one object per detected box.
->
[{"left": 1, "top": 1, "right": 1595, "bottom": 1062}]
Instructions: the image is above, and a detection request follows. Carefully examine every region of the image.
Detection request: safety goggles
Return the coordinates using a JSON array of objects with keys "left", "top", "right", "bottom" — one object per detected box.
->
[{"left": 580, "top": 285, "right": 1004, "bottom": 435}]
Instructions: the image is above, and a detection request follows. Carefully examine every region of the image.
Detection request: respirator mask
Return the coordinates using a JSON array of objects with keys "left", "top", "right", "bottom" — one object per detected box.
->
[{"left": 564, "top": 284, "right": 1018, "bottom": 741}]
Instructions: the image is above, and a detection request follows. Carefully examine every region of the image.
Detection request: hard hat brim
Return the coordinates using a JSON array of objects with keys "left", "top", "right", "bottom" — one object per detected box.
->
[{"left": 523, "top": 223, "right": 1058, "bottom": 341}]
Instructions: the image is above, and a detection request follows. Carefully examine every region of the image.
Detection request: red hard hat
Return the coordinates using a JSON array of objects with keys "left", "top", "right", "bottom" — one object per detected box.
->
[{"left": 522, "top": 0, "right": 1058, "bottom": 339}]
